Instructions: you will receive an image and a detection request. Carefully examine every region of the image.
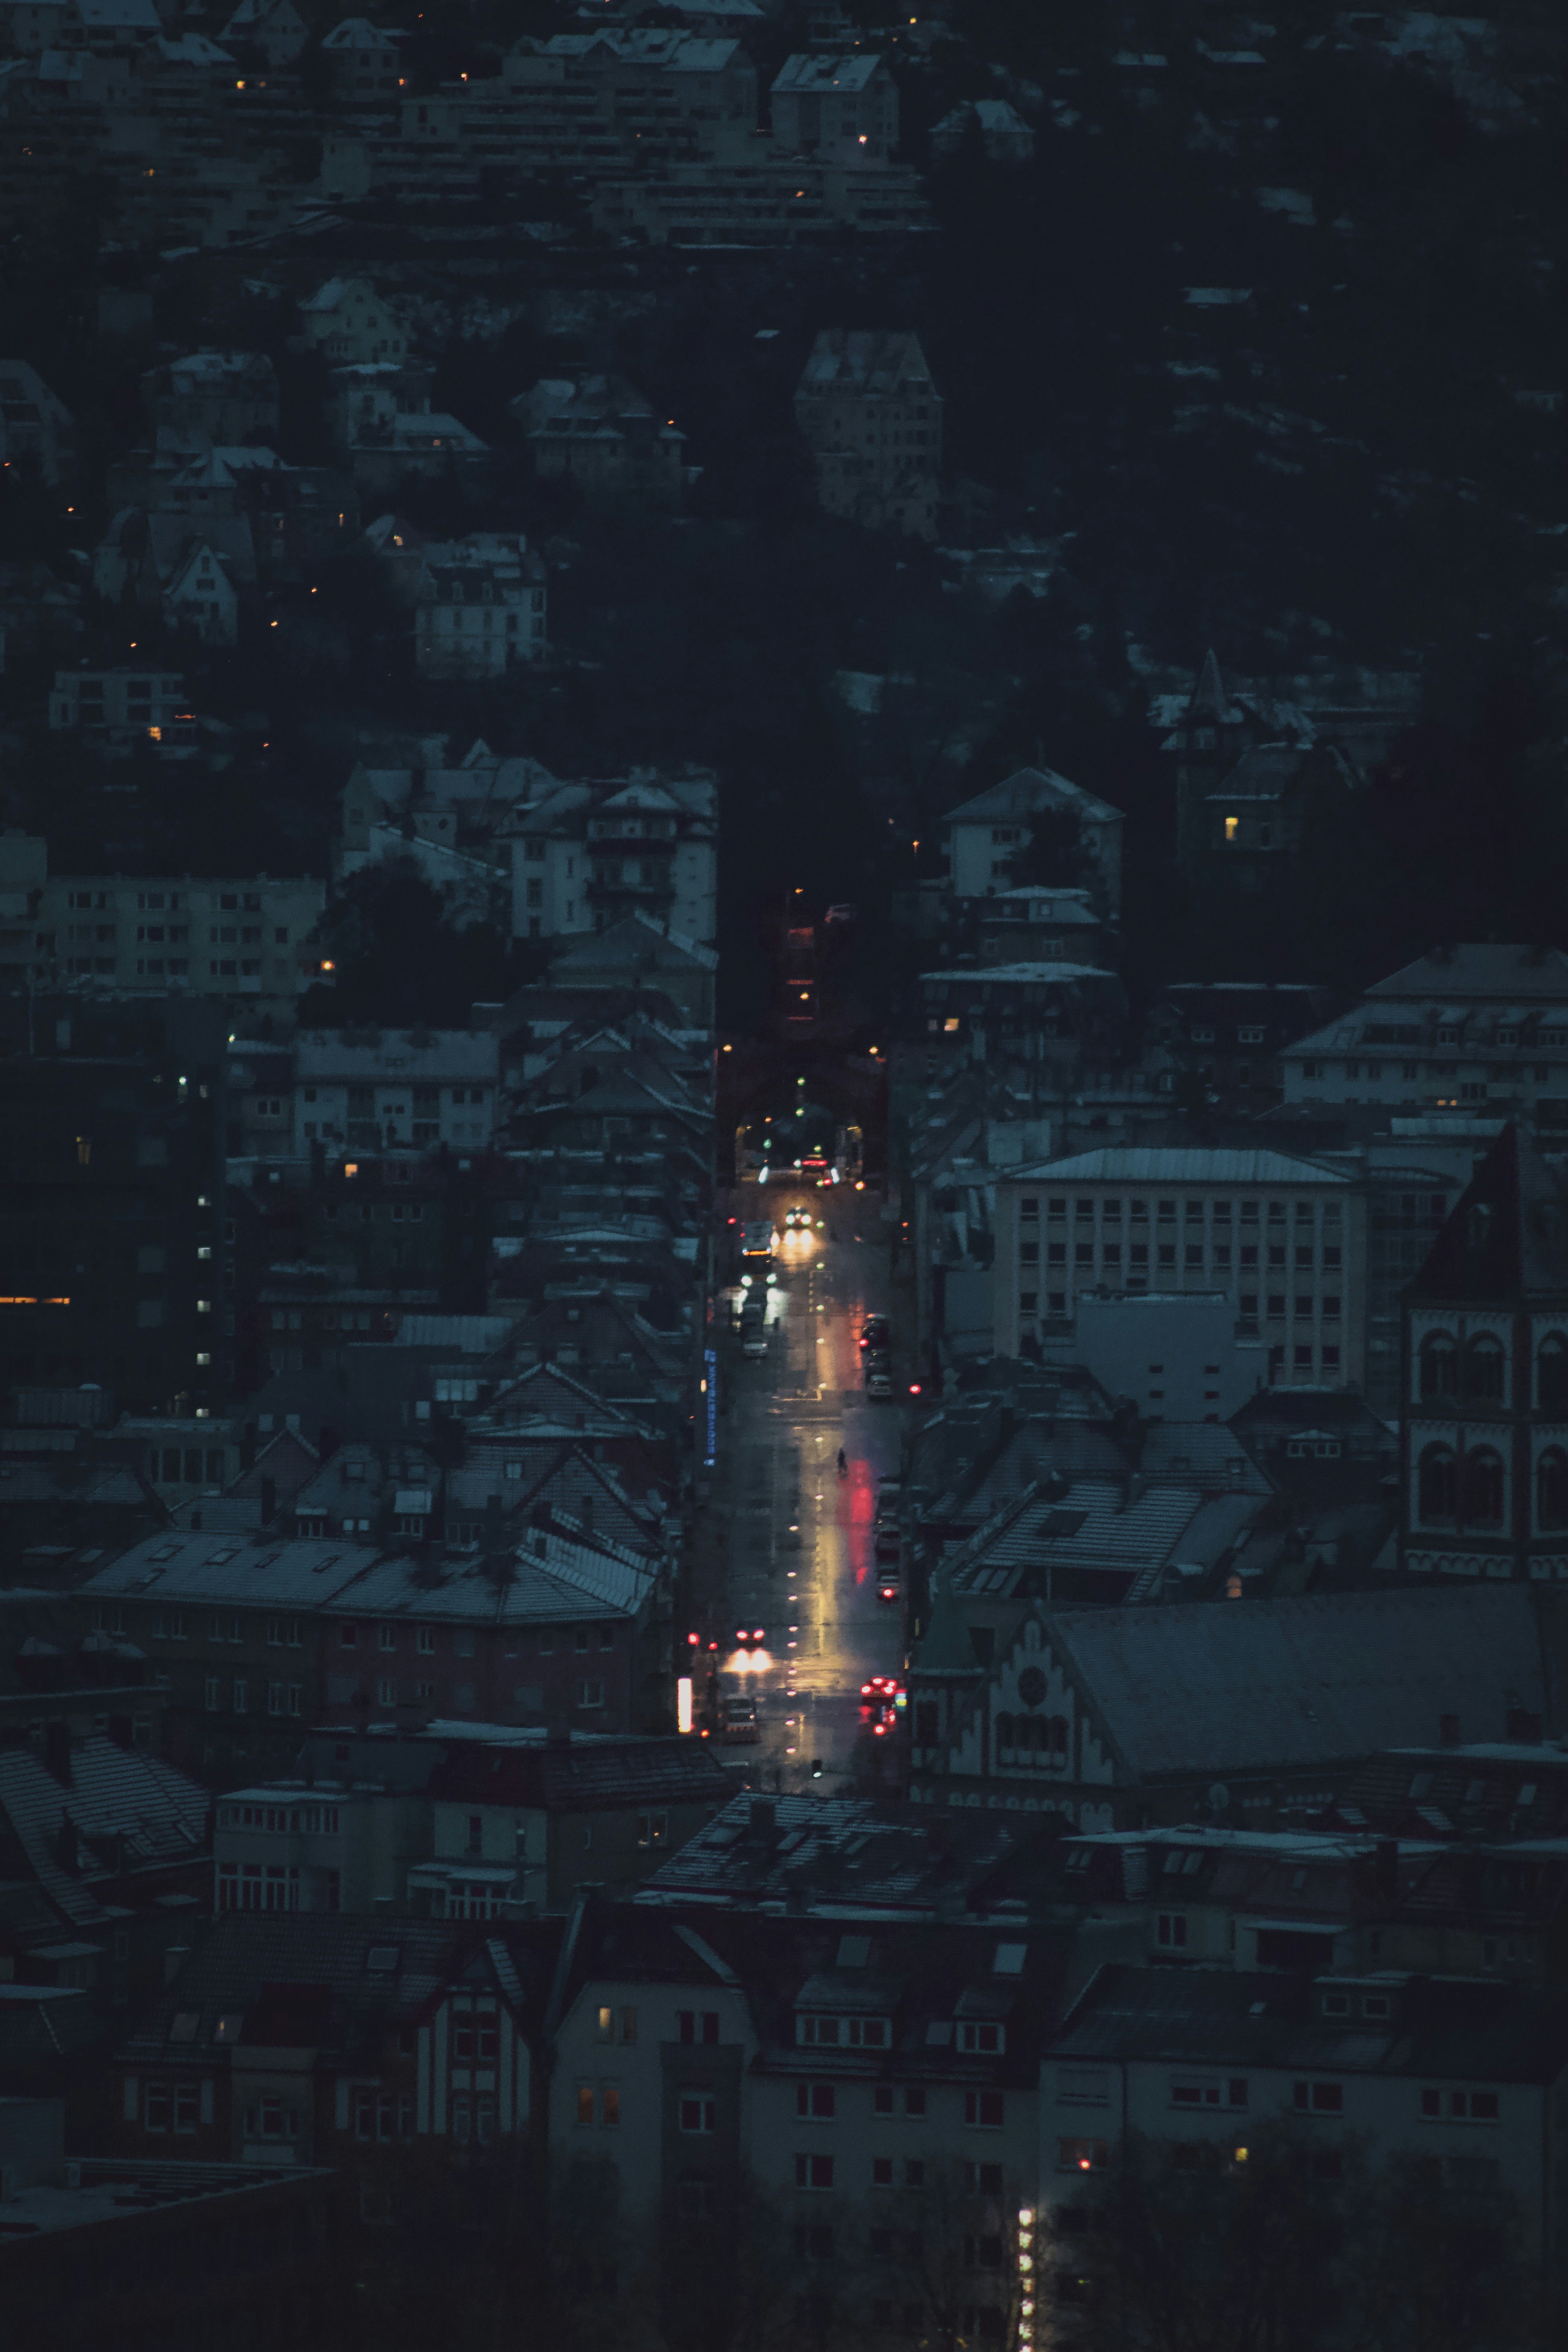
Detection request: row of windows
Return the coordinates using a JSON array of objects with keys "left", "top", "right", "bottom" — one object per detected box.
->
[
  {"left": 1419, "top": 1330, "right": 1568, "bottom": 1409},
  {"left": 1415, "top": 1443, "right": 1568, "bottom": 1530},
  {"left": 137, "top": 1611, "right": 607, "bottom": 1661},
  {"left": 206, "top": 1678, "right": 303, "bottom": 1716},
  {"left": 1026, "top": 1240, "right": 1341, "bottom": 1280},
  {"left": 1023, "top": 1197, "right": 1340, "bottom": 1228}
]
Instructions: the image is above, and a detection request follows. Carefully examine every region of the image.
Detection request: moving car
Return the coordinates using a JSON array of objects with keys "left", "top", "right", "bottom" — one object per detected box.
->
[
  {"left": 866, "top": 1361, "right": 893, "bottom": 1399},
  {"left": 859, "top": 1315, "right": 890, "bottom": 1353},
  {"left": 742, "top": 1320, "right": 768, "bottom": 1359},
  {"left": 720, "top": 1696, "right": 761, "bottom": 1744},
  {"left": 877, "top": 1569, "right": 901, "bottom": 1604}
]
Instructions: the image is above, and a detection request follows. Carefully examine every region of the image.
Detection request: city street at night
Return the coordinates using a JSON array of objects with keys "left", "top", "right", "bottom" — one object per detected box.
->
[{"left": 698, "top": 1179, "right": 910, "bottom": 1795}]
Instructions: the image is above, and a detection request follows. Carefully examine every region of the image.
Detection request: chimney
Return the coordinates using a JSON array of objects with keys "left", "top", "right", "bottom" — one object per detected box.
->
[
  {"left": 749, "top": 1797, "right": 776, "bottom": 1836},
  {"left": 56, "top": 1811, "right": 79, "bottom": 1871},
  {"left": 1506, "top": 1708, "right": 1543, "bottom": 1745},
  {"left": 163, "top": 1945, "right": 190, "bottom": 1985},
  {"left": 260, "top": 1475, "right": 277, "bottom": 1524},
  {"left": 1439, "top": 1713, "right": 1461, "bottom": 1748}
]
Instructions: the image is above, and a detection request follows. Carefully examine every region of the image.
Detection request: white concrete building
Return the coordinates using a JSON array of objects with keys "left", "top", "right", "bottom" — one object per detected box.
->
[
  {"left": 993, "top": 1147, "right": 1363, "bottom": 1389},
  {"left": 1068, "top": 1291, "right": 1267, "bottom": 1421},
  {"left": 771, "top": 52, "right": 899, "bottom": 162},
  {"left": 29, "top": 852, "right": 325, "bottom": 1007},
  {"left": 294, "top": 1028, "right": 499, "bottom": 1155},
  {"left": 1280, "top": 943, "right": 1568, "bottom": 1122},
  {"left": 1039, "top": 1963, "right": 1568, "bottom": 2304},
  {"left": 944, "top": 767, "right": 1124, "bottom": 922}
]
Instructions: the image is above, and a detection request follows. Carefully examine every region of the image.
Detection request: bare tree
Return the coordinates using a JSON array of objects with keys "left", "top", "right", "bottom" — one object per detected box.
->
[
  {"left": 1037, "top": 2124, "right": 1543, "bottom": 2352},
  {"left": 858, "top": 2154, "right": 1029, "bottom": 2352}
]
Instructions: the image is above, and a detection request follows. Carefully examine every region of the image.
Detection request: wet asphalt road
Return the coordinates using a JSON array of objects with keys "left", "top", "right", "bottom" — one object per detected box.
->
[{"left": 707, "top": 1182, "right": 908, "bottom": 1792}]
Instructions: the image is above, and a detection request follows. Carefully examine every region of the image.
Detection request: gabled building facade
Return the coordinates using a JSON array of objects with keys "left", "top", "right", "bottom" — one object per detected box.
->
[{"left": 1401, "top": 1124, "right": 1568, "bottom": 1581}]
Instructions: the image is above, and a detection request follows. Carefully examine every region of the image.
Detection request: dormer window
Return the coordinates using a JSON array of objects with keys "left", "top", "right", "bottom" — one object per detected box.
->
[
  {"left": 1498, "top": 1028, "right": 1518, "bottom": 1046},
  {"left": 1437, "top": 1026, "right": 1459, "bottom": 1046},
  {"left": 958, "top": 2022, "right": 1005, "bottom": 2055}
]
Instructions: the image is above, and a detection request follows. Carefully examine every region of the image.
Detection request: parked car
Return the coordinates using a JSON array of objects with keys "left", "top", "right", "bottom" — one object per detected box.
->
[
  {"left": 866, "top": 1362, "right": 893, "bottom": 1398},
  {"left": 859, "top": 1315, "right": 890, "bottom": 1353}
]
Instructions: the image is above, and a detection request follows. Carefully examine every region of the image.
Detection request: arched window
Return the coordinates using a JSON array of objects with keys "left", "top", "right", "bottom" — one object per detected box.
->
[
  {"left": 1538, "top": 1450, "right": 1568, "bottom": 1531},
  {"left": 1419, "top": 1333, "right": 1458, "bottom": 1401},
  {"left": 1539, "top": 1335, "right": 1568, "bottom": 1413},
  {"left": 1465, "top": 1335, "right": 1506, "bottom": 1403},
  {"left": 995, "top": 1713, "right": 1014, "bottom": 1757},
  {"left": 1018, "top": 1717, "right": 1044, "bottom": 1754},
  {"left": 1462, "top": 1447, "right": 1505, "bottom": 1526},
  {"left": 1418, "top": 1444, "right": 1457, "bottom": 1524},
  {"left": 1048, "top": 1715, "right": 1069, "bottom": 1763}
]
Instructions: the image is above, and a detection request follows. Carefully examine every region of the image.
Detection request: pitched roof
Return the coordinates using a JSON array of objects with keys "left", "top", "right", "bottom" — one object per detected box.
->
[
  {"left": 552, "top": 912, "right": 717, "bottom": 974},
  {"left": 428, "top": 1736, "right": 730, "bottom": 1811},
  {"left": 1367, "top": 946, "right": 1568, "bottom": 1001},
  {"left": 0, "top": 1739, "right": 208, "bottom": 1933},
  {"left": 1049, "top": 1585, "right": 1547, "bottom": 1783},
  {"left": 1053, "top": 1963, "right": 1568, "bottom": 2086},
  {"left": 1001, "top": 1146, "right": 1347, "bottom": 1187},
  {"left": 797, "top": 330, "right": 934, "bottom": 398},
  {"left": 1190, "top": 648, "right": 1229, "bottom": 721},
  {"left": 1408, "top": 1123, "right": 1568, "bottom": 1303},
  {"left": 118, "top": 1914, "right": 558, "bottom": 2063},
  {"left": 944, "top": 765, "right": 1122, "bottom": 828}
]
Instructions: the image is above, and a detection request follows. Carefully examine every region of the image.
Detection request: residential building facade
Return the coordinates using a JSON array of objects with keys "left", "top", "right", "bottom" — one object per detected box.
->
[{"left": 794, "top": 329, "right": 943, "bottom": 540}]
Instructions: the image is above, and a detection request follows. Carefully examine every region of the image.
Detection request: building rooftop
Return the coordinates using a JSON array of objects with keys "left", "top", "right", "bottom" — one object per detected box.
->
[
  {"left": 1053, "top": 1962, "right": 1568, "bottom": 2086},
  {"left": 1002, "top": 1146, "right": 1348, "bottom": 1186},
  {"left": 1041, "top": 1584, "right": 1548, "bottom": 1784}
]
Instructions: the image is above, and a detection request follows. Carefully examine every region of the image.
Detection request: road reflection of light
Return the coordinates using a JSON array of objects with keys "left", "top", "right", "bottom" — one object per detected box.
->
[
  {"left": 839, "top": 1453, "right": 876, "bottom": 1586},
  {"left": 726, "top": 1648, "right": 772, "bottom": 1676}
]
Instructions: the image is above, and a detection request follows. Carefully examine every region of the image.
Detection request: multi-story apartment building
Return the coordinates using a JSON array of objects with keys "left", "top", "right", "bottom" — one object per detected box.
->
[
  {"left": 545, "top": 1884, "right": 1069, "bottom": 2346},
  {"left": 48, "top": 666, "right": 193, "bottom": 745},
  {"left": 75, "top": 1518, "right": 667, "bottom": 1780},
  {"left": 771, "top": 51, "right": 899, "bottom": 162},
  {"left": 0, "top": 993, "right": 228, "bottom": 1412},
  {"left": 794, "top": 329, "right": 943, "bottom": 539},
  {"left": 141, "top": 349, "right": 279, "bottom": 444},
  {"left": 503, "top": 769, "right": 718, "bottom": 946},
  {"left": 992, "top": 1146, "right": 1363, "bottom": 1389},
  {"left": 1401, "top": 1123, "right": 1568, "bottom": 1582},
  {"left": 1039, "top": 1965, "right": 1568, "bottom": 2313},
  {"left": 294, "top": 1028, "right": 499, "bottom": 1155},
  {"left": 413, "top": 533, "right": 547, "bottom": 678},
  {"left": 209, "top": 1724, "right": 731, "bottom": 1917},
  {"left": 110, "top": 1912, "right": 557, "bottom": 2179},
  {"left": 41, "top": 870, "right": 326, "bottom": 1008},
  {"left": 1279, "top": 944, "right": 1568, "bottom": 1122}
]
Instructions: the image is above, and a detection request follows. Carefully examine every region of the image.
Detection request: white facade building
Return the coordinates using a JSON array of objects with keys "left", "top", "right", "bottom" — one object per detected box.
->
[
  {"left": 294, "top": 1028, "right": 499, "bottom": 1155},
  {"left": 944, "top": 767, "right": 1124, "bottom": 921},
  {"left": 993, "top": 1147, "right": 1362, "bottom": 1390},
  {"left": 1279, "top": 944, "right": 1568, "bottom": 1120}
]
